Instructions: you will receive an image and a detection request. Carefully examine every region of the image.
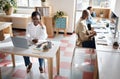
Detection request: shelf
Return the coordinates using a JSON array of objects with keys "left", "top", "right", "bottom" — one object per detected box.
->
[
  {"left": 93, "top": 7, "right": 111, "bottom": 19},
  {"left": 35, "top": 6, "right": 52, "bottom": 16}
]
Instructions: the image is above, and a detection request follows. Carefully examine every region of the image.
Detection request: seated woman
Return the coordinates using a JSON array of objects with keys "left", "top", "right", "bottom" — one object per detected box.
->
[
  {"left": 24, "top": 11, "right": 48, "bottom": 73},
  {"left": 86, "top": 6, "right": 96, "bottom": 24},
  {"left": 75, "top": 10, "right": 96, "bottom": 49}
]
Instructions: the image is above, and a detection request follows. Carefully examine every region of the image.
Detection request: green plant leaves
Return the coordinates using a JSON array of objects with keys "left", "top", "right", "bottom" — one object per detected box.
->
[
  {"left": 53, "top": 11, "right": 65, "bottom": 20},
  {"left": 0, "top": 0, "right": 17, "bottom": 11}
]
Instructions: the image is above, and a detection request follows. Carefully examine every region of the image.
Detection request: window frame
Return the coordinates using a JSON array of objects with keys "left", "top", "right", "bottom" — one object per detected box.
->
[{"left": 17, "top": 0, "right": 41, "bottom": 8}]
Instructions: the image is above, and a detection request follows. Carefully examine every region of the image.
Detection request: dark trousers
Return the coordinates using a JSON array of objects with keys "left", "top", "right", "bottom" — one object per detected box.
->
[
  {"left": 23, "top": 56, "right": 44, "bottom": 68},
  {"left": 82, "top": 37, "right": 96, "bottom": 49}
]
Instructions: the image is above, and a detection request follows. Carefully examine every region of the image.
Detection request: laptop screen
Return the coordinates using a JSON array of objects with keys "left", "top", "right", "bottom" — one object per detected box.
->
[{"left": 11, "top": 37, "right": 29, "bottom": 49}]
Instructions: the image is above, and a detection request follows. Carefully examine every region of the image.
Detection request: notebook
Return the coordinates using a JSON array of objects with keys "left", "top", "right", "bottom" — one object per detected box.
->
[{"left": 11, "top": 37, "right": 29, "bottom": 49}]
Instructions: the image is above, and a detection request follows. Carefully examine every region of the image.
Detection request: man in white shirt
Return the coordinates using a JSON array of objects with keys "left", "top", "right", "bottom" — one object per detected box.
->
[{"left": 24, "top": 11, "right": 48, "bottom": 73}]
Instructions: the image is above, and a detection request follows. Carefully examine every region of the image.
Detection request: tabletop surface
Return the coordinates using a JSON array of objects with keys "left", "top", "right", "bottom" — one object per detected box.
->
[
  {"left": 92, "top": 18, "right": 120, "bottom": 79},
  {"left": 97, "top": 51, "right": 120, "bottom": 79},
  {"left": 0, "top": 13, "right": 31, "bottom": 18},
  {"left": 0, "top": 37, "right": 60, "bottom": 58},
  {"left": 0, "top": 22, "right": 12, "bottom": 31}
]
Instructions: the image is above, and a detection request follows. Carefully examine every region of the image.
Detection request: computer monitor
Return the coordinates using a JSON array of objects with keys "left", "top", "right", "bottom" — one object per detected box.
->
[{"left": 110, "top": 11, "right": 119, "bottom": 38}]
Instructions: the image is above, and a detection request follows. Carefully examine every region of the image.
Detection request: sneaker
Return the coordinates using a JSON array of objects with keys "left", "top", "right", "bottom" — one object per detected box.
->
[
  {"left": 39, "top": 67, "right": 44, "bottom": 73},
  {"left": 26, "top": 63, "right": 32, "bottom": 73}
]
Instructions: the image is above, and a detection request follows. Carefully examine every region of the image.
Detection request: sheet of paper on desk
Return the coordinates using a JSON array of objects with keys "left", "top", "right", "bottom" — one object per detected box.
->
[
  {"left": 32, "top": 49, "right": 42, "bottom": 54},
  {"left": 94, "top": 29, "right": 108, "bottom": 33},
  {"left": 96, "top": 40, "right": 108, "bottom": 46},
  {"left": 31, "top": 42, "right": 49, "bottom": 54},
  {"left": 96, "top": 34, "right": 108, "bottom": 45},
  {"left": 30, "top": 44, "right": 43, "bottom": 54},
  {"left": 92, "top": 23, "right": 106, "bottom": 28}
]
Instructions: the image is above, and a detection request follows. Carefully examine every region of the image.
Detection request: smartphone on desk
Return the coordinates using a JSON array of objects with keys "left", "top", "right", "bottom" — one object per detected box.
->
[{"left": 98, "top": 36, "right": 105, "bottom": 39}]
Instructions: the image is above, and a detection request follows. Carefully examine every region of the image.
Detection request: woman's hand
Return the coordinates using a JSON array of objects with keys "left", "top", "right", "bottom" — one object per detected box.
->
[
  {"left": 38, "top": 21, "right": 44, "bottom": 29},
  {"left": 39, "top": 21, "right": 42, "bottom": 26}
]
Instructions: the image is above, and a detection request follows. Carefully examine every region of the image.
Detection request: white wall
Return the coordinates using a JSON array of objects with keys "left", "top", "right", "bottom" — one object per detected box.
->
[
  {"left": 114, "top": 0, "right": 120, "bottom": 16},
  {"left": 114, "top": 0, "right": 120, "bottom": 30},
  {"left": 48, "top": 0, "right": 76, "bottom": 33},
  {"left": 17, "top": 8, "right": 34, "bottom": 14},
  {"left": 16, "top": 0, "right": 76, "bottom": 33},
  {"left": 110, "top": 0, "right": 116, "bottom": 12}
]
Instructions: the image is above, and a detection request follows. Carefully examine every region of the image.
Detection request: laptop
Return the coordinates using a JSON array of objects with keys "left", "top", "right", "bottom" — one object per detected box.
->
[{"left": 11, "top": 37, "right": 29, "bottom": 49}]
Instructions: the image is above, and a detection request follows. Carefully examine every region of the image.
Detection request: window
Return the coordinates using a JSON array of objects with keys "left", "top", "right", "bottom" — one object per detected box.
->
[
  {"left": 17, "top": 0, "right": 41, "bottom": 7},
  {"left": 74, "top": 0, "right": 90, "bottom": 31},
  {"left": 92, "top": 0, "right": 110, "bottom": 8},
  {"left": 17, "top": 0, "right": 28, "bottom": 7},
  {"left": 76, "top": 0, "right": 90, "bottom": 11},
  {"left": 75, "top": 0, "right": 90, "bottom": 23}
]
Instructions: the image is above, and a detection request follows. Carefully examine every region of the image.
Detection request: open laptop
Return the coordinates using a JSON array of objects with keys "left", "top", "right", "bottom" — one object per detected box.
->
[{"left": 11, "top": 37, "right": 29, "bottom": 49}]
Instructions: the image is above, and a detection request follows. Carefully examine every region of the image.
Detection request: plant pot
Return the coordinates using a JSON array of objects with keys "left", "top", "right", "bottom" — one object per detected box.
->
[
  {"left": 113, "top": 42, "right": 119, "bottom": 49},
  {"left": 41, "top": 2, "right": 47, "bottom": 6},
  {"left": 100, "top": 14, "right": 104, "bottom": 18},
  {"left": 5, "top": 7, "right": 14, "bottom": 15}
]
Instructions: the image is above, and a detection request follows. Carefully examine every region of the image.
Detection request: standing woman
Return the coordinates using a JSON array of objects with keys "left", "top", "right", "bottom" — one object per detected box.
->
[
  {"left": 75, "top": 10, "right": 96, "bottom": 48},
  {"left": 24, "top": 11, "right": 48, "bottom": 73}
]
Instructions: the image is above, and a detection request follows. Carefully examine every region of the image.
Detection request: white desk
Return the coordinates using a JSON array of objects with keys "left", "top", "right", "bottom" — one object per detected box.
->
[
  {"left": 97, "top": 51, "right": 120, "bottom": 79},
  {"left": 0, "top": 22, "right": 13, "bottom": 41},
  {"left": 0, "top": 38, "right": 60, "bottom": 79},
  {"left": 93, "top": 20, "right": 120, "bottom": 79},
  {"left": 0, "top": 13, "right": 31, "bottom": 29},
  {"left": 93, "top": 21, "right": 115, "bottom": 50},
  {"left": 0, "top": 22, "right": 13, "bottom": 79}
]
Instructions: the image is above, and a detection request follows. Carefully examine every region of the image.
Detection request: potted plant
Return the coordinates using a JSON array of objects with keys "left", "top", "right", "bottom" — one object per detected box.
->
[
  {"left": 41, "top": 0, "right": 47, "bottom": 6},
  {"left": 0, "top": 0, "right": 17, "bottom": 15},
  {"left": 113, "top": 41, "right": 119, "bottom": 49},
  {"left": 53, "top": 11, "right": 65, "bottom": 20},
  {"left": 53, "top": 11, "right": 67, "bottom": 36}
]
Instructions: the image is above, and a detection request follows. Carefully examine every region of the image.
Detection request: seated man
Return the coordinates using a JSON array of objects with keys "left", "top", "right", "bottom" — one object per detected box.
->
[{"left": 75, "top": 10, "right": 96, "bottom": 49}]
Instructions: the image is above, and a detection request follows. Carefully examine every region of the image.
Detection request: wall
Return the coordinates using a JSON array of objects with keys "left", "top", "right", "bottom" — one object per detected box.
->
[
  {"left": 110, "top": 0, "right": 116, "bottom": 12},
  {"left": 17, "top": 8, "right": 34, "bottom": 14},
  {"left": 48, "top": 0, "right": 75, "bottom": 33},
  {"left": 15, "top": 0, "right": 75, "bottom": 33},
  {"left": 114, "top": 0, "right": 120, "bottom": 15},
  {"left": 114, "top": 0, "right": 120, "bottom": 30}
]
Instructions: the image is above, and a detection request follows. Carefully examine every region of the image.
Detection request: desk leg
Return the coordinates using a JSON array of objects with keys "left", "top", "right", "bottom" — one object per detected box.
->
[
  {"left": 0, "top": 68, "right": 1, "bottom": 79},
  {"left": 0, "top": 30, "right": 4, "bottom": 41},
  {"left": 56, "top": 47, "right": 60, "bottom": 75},
  {"left": 64, "top": 29, "right": 67, "bottom": 36},
  {"left": 93, "top": 56, "right": 98, "bottom": 79},
  {"left": 56, "top": 28, "right": 59, "bottom": 35},
  {"left": 3, "top": 25, "right": 13, "bottom": 36},
  {"left": 11, "top": 54, "right": 15, "bottom": 67},
  {"left": 9, "top": 25, "right": 13, "bottom": 36},
  {"left": 47, "top": 58, "right": 53, "bottom": 79}
]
